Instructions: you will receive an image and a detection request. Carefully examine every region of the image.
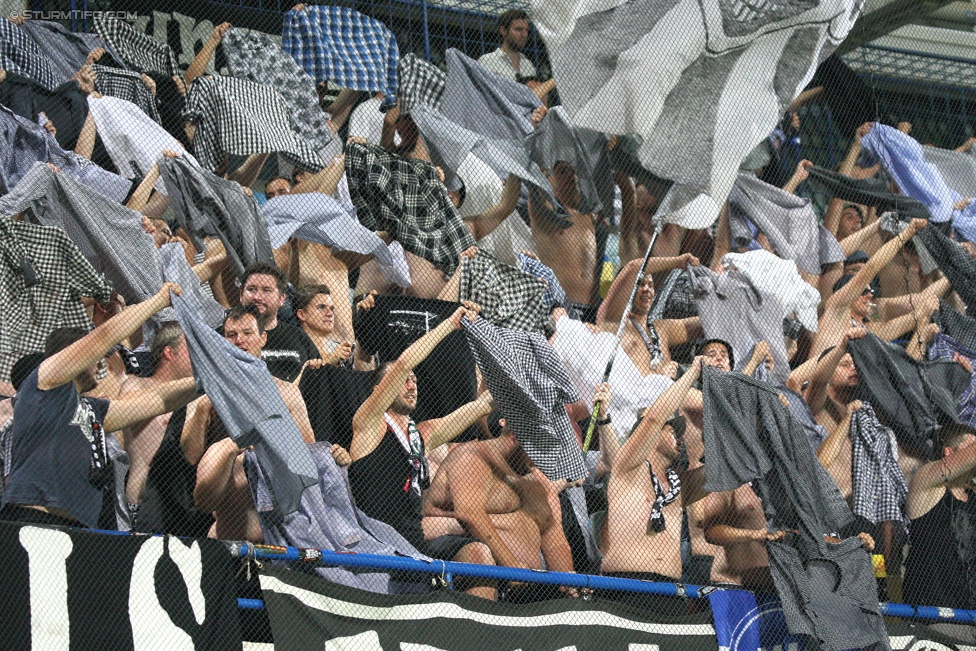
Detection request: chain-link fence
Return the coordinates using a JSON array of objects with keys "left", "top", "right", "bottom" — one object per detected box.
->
[{"left": 3, "top": 0, "right": 976, "bottom": 649}]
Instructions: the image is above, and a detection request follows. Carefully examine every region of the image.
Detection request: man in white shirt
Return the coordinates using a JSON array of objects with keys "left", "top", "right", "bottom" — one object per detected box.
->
[{"left": 477, "top": 10, "right": 537, "bottom": 83}]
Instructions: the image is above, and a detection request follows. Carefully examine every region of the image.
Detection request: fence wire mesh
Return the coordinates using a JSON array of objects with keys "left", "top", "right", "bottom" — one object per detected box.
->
[{"left": 3, "top": 0, "right": 976, "bottom": 649}]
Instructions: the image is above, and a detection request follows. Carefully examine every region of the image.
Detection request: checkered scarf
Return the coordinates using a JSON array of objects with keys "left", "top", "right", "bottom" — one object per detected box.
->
[
  {"left": 183, "top": 75, "right": 325, "bottom": 174},
  {"left": 0, "top": 19, "right": 60, "bottom": 91},
  {"left": 222, "top": 28, "right": 332, "bottom": 151},
  {"left": 92, "top": 65, "right": 160, "bottom": 124},
  {"left": 462, "top": 317, "right": 587, "bottom": 481},
  {"left": 0, "top": 218, "right": 111, "bottom": 380},
  {"left": 282, "top": 5, "right": 398, "bottom": 110},
  {"left": 648, "top": 465, "right": 681, "bottom": 533},
  {"left": 850, "top": 402, "right": 909, "bottom": 525},
  {"left": 344, "top": 141, "right": 474, "bottom": 274},
  {"left": 929, "top": 332, "right": 976, "bottom": 428},
  {"left": 460, "top": 250, "right": 548, "bottom": 333},
  {"left": 93, "top": 16, "right": 180, "bottom": 78},
  {"left": 397, "top": 53, "right": 444, "bottom": 114}
]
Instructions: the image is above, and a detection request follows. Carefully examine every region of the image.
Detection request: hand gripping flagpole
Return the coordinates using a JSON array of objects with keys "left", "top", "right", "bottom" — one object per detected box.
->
[{"left": 581, "top": 218, "right": 665, "bottom": 453}]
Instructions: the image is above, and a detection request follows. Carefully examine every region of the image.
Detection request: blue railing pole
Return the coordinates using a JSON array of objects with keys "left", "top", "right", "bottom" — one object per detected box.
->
[{"left": 420, "top": 0, "right": 431, "bottom": 61}]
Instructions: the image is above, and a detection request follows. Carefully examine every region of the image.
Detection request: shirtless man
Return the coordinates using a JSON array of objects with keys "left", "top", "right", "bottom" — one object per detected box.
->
[
  {"left": 596, "top": 256, "right": 702, "bottom": 378},
  {"left": 599, "top": 357, "right": 708, "bottom": 614},
  {"left": 423, "top": 425, "right": 575, "bottom": 577},
  {"left": 192, "top": 305, "right": 317, "bottom": 543},
  {"left": 118, "top": 322, "right": 193, "bottom": 530}
]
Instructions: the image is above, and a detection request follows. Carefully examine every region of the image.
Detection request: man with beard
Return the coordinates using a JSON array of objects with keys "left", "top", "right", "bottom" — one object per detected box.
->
[
  {"left": 478, "top": 10, "right": 537, "bottom": 84},
  {"left": 599, "top": 357, "right": 708, "bottom": 614},
  {"left": 0, "top": 284, "right": 199, "bottom": 528},
  {"left": 349, "top": 302, "right": 502, "bottom": 598}
]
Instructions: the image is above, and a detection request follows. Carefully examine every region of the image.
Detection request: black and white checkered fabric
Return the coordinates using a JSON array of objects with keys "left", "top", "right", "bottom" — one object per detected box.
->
[
  {"left": 0, "top": 162, "right": 168, "bottom": 310},
  {"left": 460, "top": 250, "right": 548, "bottom": 333},
  {"left": 397, "top": 53, "right": 445, "bottom": 114},
  {"left": 462, "top": 317, "right": 587, "bottom": 481},
  {"left": 0, "top": 217, "right": 112, "bottom": 380},
  {"left": 648, "top": 268, "right": 698, "bottom": 322},
  {"left": 221, "top": 28, "right": 332, "bottom": 151},
  {"left": 93, "top": 16, "right": 180, "bottom": 78},
  {"left": 92, "top": 65, "right": 160, "bottom": 124},
  {"left": 850, "top": 402, "right": 909, "bottom": 525},
  {"left": 183, "top": 75, "right": 325, "bottom": 174},
  {"left": 345, "top": 141, "right": 474, "bottom": 274},
  {"left": 0, "top": 18, "right": 60, "bottom": 91}
]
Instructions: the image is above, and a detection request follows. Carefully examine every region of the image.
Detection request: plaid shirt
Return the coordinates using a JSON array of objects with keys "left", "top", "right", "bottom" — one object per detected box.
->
[
  {"left": 282, "top": 5, "right": 399, "bottom": 110},
  {"left": 183, "top": 75, "right": 325, "bottom": 174},
  {"left": 517, "top": 252, "right": 568, "bottom": 313},
  {"left": 344, "top": 142, "right": 474, "bottom": 274},
  {"left": 850, "top": 402, "right": 909, "bottom": 525},
  {"left": 929, "top": 332, "right": 976, "bottom": 428},
  {"left": 92, "top": 65, "right": 160, "bottom": 124},
  {"left": 463, "top": 318, "right": 588, "bottom": 481},
  {"left": 397, "top": 53, "right": 444, "bottom": 114},
  {"left": 0, "top": 19, "right": 60, "bottom": 91},
  {"left": 222, "top": 28, "right": 332, "bottom": 151},
  {"left": 93, "top": 16, "right": 180, "bottom": 78},
  {"left": 0, "top": 218, "right": 112, "bottom": 381},
  {"left": 461, "top": 250, "right": 548, "bottom": 333},
  {"left": 649, "top": 268, "right": 698, "bottom": 322}
]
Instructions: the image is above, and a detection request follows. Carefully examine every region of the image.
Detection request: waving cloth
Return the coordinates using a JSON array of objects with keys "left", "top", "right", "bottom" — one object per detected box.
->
[
  {"left": 93, "top": 16, "right": 180, "bottom": 78},
  {"left": 160, "top": 154, "right": 275, "bottom": 279},
  {"left": 0, "top": 19, "right": 60, "bottom": 91},
  {"left": 0, "top": 104, "right": 130, "bottom": 202},
  {"left": 924, "top": 145, "right": 976, "bottom": 199},
  {"left": 19, "top": 20, "right": 119, "bottom": 86},
  {"left": 92, "top": 64, "right": 161, "bottom": 124},
  {"left": 805, "top": 165, "right": 931, "bottom": 220},
  {"left": 850, "top": 402, "right": 909, "bottom": 525},
  {"left": 183, "top": 75, "right": 324, "bottom": 174},
  {"left": 532, "top": 0, "right": 861, "bottom": 230},
  {"left": 172, "top": 294, "right": 318, "bottom": 518},
  {"left": 459, "top": 250, "right": 548, "bottom": 334},
  {"left": 282, "top": 5, "right": 399, "bottom": 110},
  {"left": 728, "top": 172, "right": 844, "bottom": 274},
  {"left": 344, "top": 141, "right": 474, "bottom": 274},
  {"left": 462, "top": 317, "right": 587, "bottom": 482},
  {"left": 917, "top": 225, "right": 976, "bottom": 311},
  {"left": 397, "top": 53, "right": 445, "bottom": 115},
  {"left": 222, "top": 28, "right": 333, "bottom": 152},
  {"left": 928, "top": 332, "right": 976, "bottom": 429}
]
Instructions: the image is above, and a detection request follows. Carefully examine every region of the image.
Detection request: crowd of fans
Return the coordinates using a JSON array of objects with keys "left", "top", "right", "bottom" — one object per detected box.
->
[{"left": 5, "top": 4, "right": 976, "bottom": 640}]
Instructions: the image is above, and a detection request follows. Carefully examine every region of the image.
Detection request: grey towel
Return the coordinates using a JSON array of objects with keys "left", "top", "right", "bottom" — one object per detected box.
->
[
  {"left": 159, "top": 242, "right": 225, "bottom": 329},
  {"left": 172, "top": 294, "right": 318, "bottom": 518},
  {"left": 160, "top": 155, "right": 275, "bottom": 279},
  {"left": 687, "top": 265, "right": 789, "bottom": 386}
]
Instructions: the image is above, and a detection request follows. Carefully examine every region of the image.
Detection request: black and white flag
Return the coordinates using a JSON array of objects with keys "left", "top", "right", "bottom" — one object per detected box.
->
[{"left": 532, "top": 0, "right": 862, "bottom": 228}]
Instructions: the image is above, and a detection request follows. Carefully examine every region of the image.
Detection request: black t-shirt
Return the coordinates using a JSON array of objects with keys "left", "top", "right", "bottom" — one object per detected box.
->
[
  {"left": 905, "top": 490, "right": 976, "bottom": 610},
  {"left": 348, "top": 425, "right": 425, "bottom": 550},
  {"left": 355, "top": 295, "right": 479, "bottom": 442},
  {"left": 1, "top": 368, "right": 110, "bottom": 528},
  {"left": 261, "top": 320, "right": 320, "bottom": 382},
  {"left": 299, "top": 365, "right": 376, "bottom": 449}
]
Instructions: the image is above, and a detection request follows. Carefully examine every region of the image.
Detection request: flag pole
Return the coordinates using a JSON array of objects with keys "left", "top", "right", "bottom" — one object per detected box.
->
[{"left": 582, "top": 219, "right": 665, "bottom": 453}]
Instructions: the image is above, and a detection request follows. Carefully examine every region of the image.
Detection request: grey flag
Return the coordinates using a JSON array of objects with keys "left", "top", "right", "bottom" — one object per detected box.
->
[
  {"left": 159, "top": 242, "right": 226, "bottom": 329},
  {"left": 532, "top": 0, "right": 861, "bottom": 227}
]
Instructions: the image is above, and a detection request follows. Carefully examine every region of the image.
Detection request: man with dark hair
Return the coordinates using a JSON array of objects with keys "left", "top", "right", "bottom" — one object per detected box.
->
[
  {"left": 117, "top": 322, "right": 195, "bottom": 529},
  {"left": 349, "top": 302, "right": 504, "bottom": 598},
  {"left": 904, "top": 423, "right": 976, "bottom": 616},
  {"left": 477, "top": 9, "right": 537, "bottom": 83},
  {"left": 293, "top": 284, "right": 352, "bottom": 365},
  {"left": 265, "top": 176, "right": 292, "bottom": 200},
  {"left": 190, "top": 305, "right": 317, "bottom": 543},
  {"left": 0, "top": 284, "right": 200, "bottom": 528},
  {"left": 239, "top": 262, "right": 320, "bottom": 382}
]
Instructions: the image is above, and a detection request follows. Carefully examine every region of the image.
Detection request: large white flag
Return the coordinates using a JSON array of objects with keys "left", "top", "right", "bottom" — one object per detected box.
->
[{"left": 532, "top": 0, "right": 863, "bottom": 228}]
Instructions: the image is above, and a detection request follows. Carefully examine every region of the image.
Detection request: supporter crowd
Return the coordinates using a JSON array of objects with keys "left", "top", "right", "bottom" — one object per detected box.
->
[{"left": 6, "top": 4, "right": 976, "bottom": 643}]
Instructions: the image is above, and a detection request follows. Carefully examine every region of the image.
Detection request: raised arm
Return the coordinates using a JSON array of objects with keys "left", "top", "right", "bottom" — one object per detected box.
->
[
  {"left": 817, "top": 400, "right": 860, "bottom": 468},
  {"left": 869, "top": 295, "right": 938, "bottom": 344},
  {"left": 592, "top": 383, "right": 622, "bottom": 481},
  {"left": 194, "top": 437, "right": 241, "bottom": 514},
  {"left": 290, "top": 155, "right": 346, "bottom": 196},
  {"left": 37, "top": 283, "right": 181, "bottom": 391},
  {"left": 614, "top": 357, "right": 703, "bottom": 474},
  {"left": 181, "top": 396, "right": 212, "bottom": 467},
  {"left": 350, "top": 304, "right": 478, "bottom": 460},
  {"left": 466, "top": 175, "right": 522, "bottom": 241},
  {"left": 227, "top": 153, "right": 269, "bottom": 189},
  {"left": 184, "top": 23, "right": 230, "bottom": 87},
  {"left": 103, "top": 377, "right": 198, "bottom": 432},
  {"left": 839, "top": 220, "right": 881, "bottom": 257},
  {"left": 423, "top": 391, "right": 495, "bottom": 452},
  {"left": 782, "top": 159, "right": 812, "bottom": 195},
  {"left": 125, "top": 163, "right": 160, "bottom": 213},
  {"left": 596, "top": 254, "right": 698, "bottom": 332}
]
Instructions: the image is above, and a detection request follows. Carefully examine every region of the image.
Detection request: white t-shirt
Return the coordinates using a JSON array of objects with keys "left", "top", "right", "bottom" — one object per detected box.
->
[
  {"left": 347, "top": 97, "right": 400, "bottom": 147},
  {"left": 477, "top": 48, "right": 537, "bottom": 83}
]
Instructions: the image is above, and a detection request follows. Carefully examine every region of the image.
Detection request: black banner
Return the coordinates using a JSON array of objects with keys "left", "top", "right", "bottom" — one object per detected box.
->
[
  {"left": 259, "top": 566, "right": 718, "bottom": 651},
  {"left": 0, "top": 522, "right": 241, "bottom": 651}
]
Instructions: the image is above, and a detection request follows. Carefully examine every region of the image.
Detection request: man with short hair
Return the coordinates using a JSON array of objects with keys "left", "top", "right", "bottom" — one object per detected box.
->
[
  {"left": 477, "top": 10, "right": 536, "bottom": 84},
  {"left": 0, "top": 284, "right": 199, "bottom": 528},
  {"left": 117, "top": 321, "right": 195, "bottom": 529},
  {"left": 192, "top": 305, "right": 317, "bottom": 543},
  {"left": 238, "top": 262, "right": 320, "bottom": 382},
  {"left": 349, "top": 302, "right": 502, "bottom": 598},
  {"left": 293, "top": 284, "right": 353, "bottom": 365}
]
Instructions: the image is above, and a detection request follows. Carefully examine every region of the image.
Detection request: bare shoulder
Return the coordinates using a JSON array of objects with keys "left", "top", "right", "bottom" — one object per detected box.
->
[{"left": 118, "top": 374, "right": 155, "bottom": 395}]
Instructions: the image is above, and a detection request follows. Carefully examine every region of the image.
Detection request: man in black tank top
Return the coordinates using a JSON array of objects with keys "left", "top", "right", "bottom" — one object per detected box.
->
[
  {"left": 349, "top": 301, "right": 501, "bottom": 600},
  {"left": 904, "top": 424, "right": 976, "bottom": 625}
]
